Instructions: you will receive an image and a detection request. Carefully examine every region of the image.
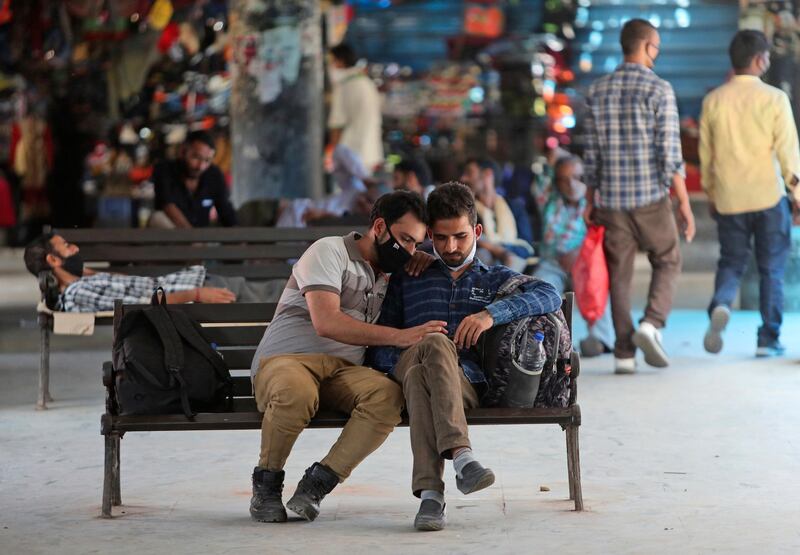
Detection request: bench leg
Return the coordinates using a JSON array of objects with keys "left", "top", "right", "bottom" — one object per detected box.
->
[
  {"left": 37, "top": 327, "right": 53, "bottom": 410},
  {"left": 113, "top": 434, "right": 122, "bottom": 506},
  {"left": 102, "top": 433, "right": 121, "bottom": 518},
  {"left": 565, "top": 425, "right": 584, "bottom": 511}
]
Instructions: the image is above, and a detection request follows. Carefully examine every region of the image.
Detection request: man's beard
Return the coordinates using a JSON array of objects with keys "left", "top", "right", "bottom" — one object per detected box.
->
[{"left": 440, "top": 239, "right": 474, "bottom": 267}]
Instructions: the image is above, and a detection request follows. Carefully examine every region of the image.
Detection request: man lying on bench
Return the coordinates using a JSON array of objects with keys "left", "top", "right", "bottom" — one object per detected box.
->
[{"left": 23, "top": 233, "right": 277, "bottom": 312}]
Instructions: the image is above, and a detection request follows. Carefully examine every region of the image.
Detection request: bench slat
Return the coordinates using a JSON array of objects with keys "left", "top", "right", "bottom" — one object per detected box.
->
[
  {"left": 224, "top": 350, "right": 258, "bottom": 370},
  {"left": 59, "top": 226, "right": 357, "bottom": 244},
  {"left": 105, "top": 405, "right": 580, "bottom": 433},
  {"left": 79, "top": 245, "right": 309, "bottom": 263},
  {"left": 121, "top": 303, "right": 276, "bottom": 322},
  {"left": 198, "top": 326, "right": 266, "bottom": 346},
  {"left": 106, "top": 264, "right": 293, "bottom": 280}
]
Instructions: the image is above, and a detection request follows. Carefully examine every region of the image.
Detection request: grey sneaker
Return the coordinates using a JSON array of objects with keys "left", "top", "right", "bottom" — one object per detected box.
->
[
  {"left": 703, "top": 305, "right": 730, "bottom": 354},
  {"left": 286, "top": 463, "right": 339, "bottom": 522},
  {"left": 456, "top": 461, "right": 495, "bottom": 495},
  {"left": 414, "top": 499, "right": 446, "bottom": 532},
  {"left": 249, "top": 468, "right": 287, "bottom": 523},
  {"left": 579, "top": 337, "right": 610, "bottom": 358}
]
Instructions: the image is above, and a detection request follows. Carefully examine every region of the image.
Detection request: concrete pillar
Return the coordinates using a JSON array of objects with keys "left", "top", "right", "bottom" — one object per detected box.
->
[{"left": 229, "top": 0, "right": 324, "bottom": 207}]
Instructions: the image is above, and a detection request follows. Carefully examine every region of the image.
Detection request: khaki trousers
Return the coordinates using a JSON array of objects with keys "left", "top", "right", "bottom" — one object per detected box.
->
[
  {"left": 593, "top": 197, "right": 682, "bottom": 358},
  {"left": 253, "top": 354, "right": 403, "bottom": 481},
  {"left": 391, "top": 334, "right": 479, "bottom": 496}
]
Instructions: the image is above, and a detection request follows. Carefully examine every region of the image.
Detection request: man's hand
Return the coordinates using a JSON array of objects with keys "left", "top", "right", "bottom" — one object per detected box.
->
[
  {"left": 405, "top": 251, "right": 436, "bottom": 277},
  {"left": 393, "top": 320, "right": 448, "bottom": 348},
  {"left": 196, "top": 287, "right": 236, "bottom": 303},
  {"left": 678, "top": 199, "right": 696, "bottom": 243},
  {"left": 453, "top": 310, "right": 494, "bottom": 349}
]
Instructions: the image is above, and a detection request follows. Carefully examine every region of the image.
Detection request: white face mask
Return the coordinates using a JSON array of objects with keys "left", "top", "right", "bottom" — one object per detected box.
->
[
  {"left": 567, "top": 178, "right": 587, "bottom": 202},
  {"left": 433, "top": 236, "right": 478, "bottom": 272}
]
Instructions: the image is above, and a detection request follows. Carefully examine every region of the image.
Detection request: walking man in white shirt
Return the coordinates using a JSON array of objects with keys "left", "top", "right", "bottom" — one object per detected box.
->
[{"left": 327, "top": 44, "right": 384, "bottom": 172}]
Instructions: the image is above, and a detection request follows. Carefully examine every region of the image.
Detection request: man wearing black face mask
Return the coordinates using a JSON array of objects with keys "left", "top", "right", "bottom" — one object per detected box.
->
[
  {"left": 247, "top": 191, "right": 444, "bottom": 525},
  {"left": 22, "top": 234, "right": 276, "bottom": 312},
  {"left": 367, "top": 183, "right": 562, "bottom": 532}
]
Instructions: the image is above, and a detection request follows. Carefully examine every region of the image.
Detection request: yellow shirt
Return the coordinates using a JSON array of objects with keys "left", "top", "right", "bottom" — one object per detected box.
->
[{"left": 699, "top": 75, "right": 800, "bottom": 215}]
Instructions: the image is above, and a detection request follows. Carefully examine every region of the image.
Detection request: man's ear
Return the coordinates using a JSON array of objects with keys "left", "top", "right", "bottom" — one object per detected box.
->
[
  {"left": 426, "top": 227, "right": 433, "bottom": 240},
  {"left": 474, "top": 223, "right": 483, "bottom": 240},
  {"left": 372, "top": 217, "right": 387, "bottom": 239},
  {"left": 46, "top": 253, "right": 61, "bottom": 269}
]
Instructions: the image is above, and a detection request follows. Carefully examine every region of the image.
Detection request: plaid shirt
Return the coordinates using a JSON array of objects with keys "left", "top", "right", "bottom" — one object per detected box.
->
[
  {"left": 533, "top": 171, "right": 587, "bottom": 259},
  {"left": 583, "top": 63, "right": 685, "bottom": 210},
  {"left": 366, "top": 259, "right": 561, "bottom": 383},
  {"left": 61, "top": 265, "right": 207, "bottom": 312}
]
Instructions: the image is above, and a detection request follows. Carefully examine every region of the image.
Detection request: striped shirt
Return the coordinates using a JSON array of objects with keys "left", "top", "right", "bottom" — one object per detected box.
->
[
  {"left": 367, "top": 259, "right": 561, "bottom": 383},
  {"left": 583, "top": 63, "right": 685, "bottom": 210},
  {"left": 250, "top": 233, "right": 388, "bottom": 378},
  {"left": 61, "top": 265, "right": 206, "bottom": 313}
]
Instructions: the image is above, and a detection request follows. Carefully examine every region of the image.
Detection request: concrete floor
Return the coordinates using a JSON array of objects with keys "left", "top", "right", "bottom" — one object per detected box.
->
[{"left": 1, "top": 308, "right": 799, "bottom": 555}]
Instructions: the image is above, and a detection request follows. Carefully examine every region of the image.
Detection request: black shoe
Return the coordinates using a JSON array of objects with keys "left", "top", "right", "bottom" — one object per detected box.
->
[
  {"left": 456, "top": 461, "right": 495, "bottom": 495},
  {"left": 414, "top": 499, "right": 446, "bottom": 532},
  {"left": 286, "top": 462, "right": 339, "bottom": 521},
  {"left": 250, "top": 467, "right": 287, "bottom": 522}
]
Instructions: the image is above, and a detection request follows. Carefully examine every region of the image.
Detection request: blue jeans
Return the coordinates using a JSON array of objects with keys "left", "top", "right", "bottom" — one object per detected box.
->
[
  {"left": 710, "top": 197, "right": 792, "bottom": 346},
  {"left": 534, "top": 258, "right": 615, "bottom": 349}
]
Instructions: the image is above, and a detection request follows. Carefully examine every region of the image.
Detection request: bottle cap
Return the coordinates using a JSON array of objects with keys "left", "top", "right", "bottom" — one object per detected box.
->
[{"left": 533, "top": 331, "right": 545, "bottom": 342}]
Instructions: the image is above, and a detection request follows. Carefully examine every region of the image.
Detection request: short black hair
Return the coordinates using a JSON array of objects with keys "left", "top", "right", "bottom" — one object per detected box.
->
[
  {"left": 554, "top": 155, "right": 577, "bottom": 172},
  {"left": 24, "top": 233, "right": 55, "bottom": 276},
  {"left": 185, "top": 130, "right": 215, "bottom": 150},
  {"left": 620, "top": 18, "right": 656, "bottom": 56},
  {"left": 394, "top": 158, "right": 431, "bottom": 187},
  {"left": 729, "top": 30, "right": 770, "bottom": 70},
  {"left": 464, "top": 156, "right": 501, "bottom": 187},
  {"left": 427, "top": 182, "right": 477, "bottom": 226},
  {"left": 370, "top": 190, "right": 427, "bottom": 228},
  {"left": 330, "top": 43, "right": 358, "bottom": 68}
]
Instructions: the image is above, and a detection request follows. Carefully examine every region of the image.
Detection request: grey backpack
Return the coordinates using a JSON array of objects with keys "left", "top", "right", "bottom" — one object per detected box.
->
[{"left": 476, "top": 275, "right": 572, "bottom": 408}]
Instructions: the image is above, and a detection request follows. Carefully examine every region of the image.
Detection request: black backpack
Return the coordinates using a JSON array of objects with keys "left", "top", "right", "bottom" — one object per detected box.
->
[
  {"left": 112, "top": 289, "right": 232, "bottom": 419},
  {"left": 476, "top": 275, "right": 572, "bottom": 409}
]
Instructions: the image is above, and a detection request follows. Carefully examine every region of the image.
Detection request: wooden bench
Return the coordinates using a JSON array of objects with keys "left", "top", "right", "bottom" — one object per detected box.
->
[
  {"left": 100, "top": 295, "right": 583, "bottom": 519},
  {"left": 35, "top": 226, "right": 355, "bottom": 409}
]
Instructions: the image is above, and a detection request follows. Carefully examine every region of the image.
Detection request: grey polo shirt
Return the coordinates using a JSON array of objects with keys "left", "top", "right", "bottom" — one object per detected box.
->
[{"left": 250, "top": 232, "right": 389, "bottom": 378}]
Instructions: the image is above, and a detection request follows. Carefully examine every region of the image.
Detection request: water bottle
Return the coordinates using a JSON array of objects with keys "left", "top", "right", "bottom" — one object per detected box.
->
[{"left": 503, "top": 331, "right": 546, "bottom": 408}]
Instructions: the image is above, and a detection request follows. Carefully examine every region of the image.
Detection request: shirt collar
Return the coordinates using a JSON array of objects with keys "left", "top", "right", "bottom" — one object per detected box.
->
[
  {"left": 618, "top": 62, "right": 654, "bottom": 74},
  {"left": 343, "top": 232, "right": 365, "bottom": 262},
  {"left": 731, "top": 74, "right": 761, "bottom": 82},
  {"left": 434, "top": 256, "right": 489, "bottom": 278}
]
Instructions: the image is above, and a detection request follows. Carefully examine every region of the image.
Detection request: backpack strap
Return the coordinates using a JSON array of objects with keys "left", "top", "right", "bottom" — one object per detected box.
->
[
  {"left": 545, "top": 312, "right": 563, "bottom": 374},
  {"left": 164, "top": 309, "right": 230, "bottom": 383},
  {"left": 143, "top": 306, "right": 194, "bottom": 418}
]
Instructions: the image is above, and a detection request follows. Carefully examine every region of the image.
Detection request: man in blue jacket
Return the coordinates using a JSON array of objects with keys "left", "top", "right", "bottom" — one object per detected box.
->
[{"left": 368, "top": 183, "right": 561, "bottom": 532}]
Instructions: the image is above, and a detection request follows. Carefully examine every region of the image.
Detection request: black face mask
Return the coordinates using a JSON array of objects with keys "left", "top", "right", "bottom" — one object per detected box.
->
[
  {"left": 59, "top": 252, "right": 84, "bottom": 277},
  {"left": 375, "top": 229, "right": 412, "bottom": 274}
]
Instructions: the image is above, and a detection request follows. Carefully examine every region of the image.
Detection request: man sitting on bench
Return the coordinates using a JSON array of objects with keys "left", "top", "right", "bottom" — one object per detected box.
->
[
  {"left": 367, "top": 183, "right": 562, "bottom": 532},
  {"left": 248, "top": 191, "right": 445, "bottom": 524},
  {"left": 23, "top": 233, "right": 280, "bottom": 312}
]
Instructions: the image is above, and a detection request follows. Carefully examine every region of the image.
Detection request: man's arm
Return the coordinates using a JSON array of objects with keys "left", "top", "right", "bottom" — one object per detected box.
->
[
  {"left": 698, "top": 97, "right": 716, "bottom": 206},
  {"left": 654, "top": 84, "right": 686, "bottom": 189},
  {"left": 452, "top": 273, "right": 562, "bottom": 349},
  {"left": 306, "top": 290, "right": 445, "bottom": 348},
  {"left": 163, "top": 203, "right": 193, "bottom": 228},
  {"left": 211, "top": 169, "right": 238, "bottom": 227},
  {"left": 773, "top": 92, "right": 800, "bottom": 206},
  {"left": 166, "top": 287, "right": 236, "bottom": 304},
  {"left": 582, "top": 94, "right": 600, "bottom": 225}
]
